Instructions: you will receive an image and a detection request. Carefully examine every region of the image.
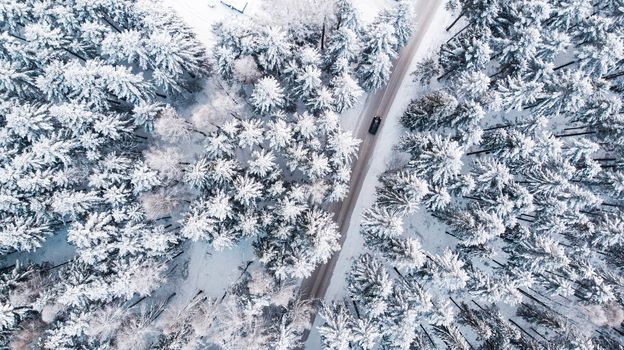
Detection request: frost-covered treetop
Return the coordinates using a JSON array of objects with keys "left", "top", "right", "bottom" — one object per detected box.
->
[
  {"left": 0, "top": 0, "right": 208, "bottom": 347},
  {"left": 179, "top": 109, "right": 358, "bottom": 278}
]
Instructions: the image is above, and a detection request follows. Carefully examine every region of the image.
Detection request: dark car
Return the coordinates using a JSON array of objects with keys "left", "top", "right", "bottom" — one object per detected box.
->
[{"left": 368, "top": 116, "right": 382, "bottom": 135}]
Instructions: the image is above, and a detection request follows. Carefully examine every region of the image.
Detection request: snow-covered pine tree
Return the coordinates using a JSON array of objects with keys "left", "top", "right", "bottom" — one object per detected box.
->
[
  {"left": 256, "top": 26, "right": 292, "bottom": 73},
  {"left": 357, "top": 20, "right": 398, "bottom": 91},
  {"left": 378, "top": 0, "right": 415, "bottom": 50},
  {"left": 0, "top": 0, "right": 210, "bottom": 346},
  {"left": 205, "top": 266, "right": 312, "bottom": 349},
  {"left": 400, "top": 89, "right": 459, "bottom": 131},
  {"left": 357, "top": 51, "right": 393, "bottom": 92},
  {"left": 412, "top": 56, "right": 442, "bottom": 85},
  {"left": 331, "top": 72, "right": 363, "bottom": 112},
  {"left": 397, "top": 132, "right": 464, "bottom": 188},
  {"left": 325, "top": 26, "right": 361, "bottom": 69},
  {"left": 335, "top": 0, "right": 362, "bottom": 32},
  {"left": 347, "top": 253, "right": 393, "bottom": 317},
  {"left": 250, "top": 76, "right": 286, "bottom": 115},
  {"left": 438, "top": 28, "right": 491, "bottom": 82},
  {"left": 294, "top": 65, "right": 323, "bottom": 101},
  {"left": 318, "top": 302, "right": 355, "bottom": 350}
]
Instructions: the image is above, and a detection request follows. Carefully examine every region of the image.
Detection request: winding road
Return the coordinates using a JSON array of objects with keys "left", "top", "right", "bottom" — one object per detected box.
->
[{"left": 300, "top": 0, "right": 442, "bottom": 342}]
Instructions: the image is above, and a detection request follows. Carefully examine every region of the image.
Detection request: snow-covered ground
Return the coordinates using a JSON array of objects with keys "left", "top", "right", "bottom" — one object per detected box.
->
[
  {"left": 163, "top": 0, "right": 392, "bottom": 50},
  {"left": 305, "top": 3, "right": 453, "bottom": 348},
  {"left": 354, "top": 0, "right": 393, "bottom": 22},
  {"left": 3, "top": 230, "right": 75, "bottom": 268},
  {"left": 161, "top": 0, "right": 261, "bottom": 49}
]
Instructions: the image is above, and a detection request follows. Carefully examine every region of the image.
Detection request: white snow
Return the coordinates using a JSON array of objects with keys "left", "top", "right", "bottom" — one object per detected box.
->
[
  {"left": 174, "top": 240, "right": 255, "bottom": 301},
  {"left": 354, "top": 0, "right": 393, "bottom": 23},
  {"left": 161, "top": 0, "right": 237, "bottom": 49},
  {"left": 5, "top": 229, "right": 75, "bottom": 267},
  {"left": 305, "top": 2, "right": 453, "bottom": 348},
  {"left": 163, "top": 0, "right": 392, "bottom": 52},
  {"left": 161, "top": 0, "right": 438, "bottom": 341}
]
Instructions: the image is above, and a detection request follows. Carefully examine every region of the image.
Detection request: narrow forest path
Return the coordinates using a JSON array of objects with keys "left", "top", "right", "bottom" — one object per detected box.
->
[{"left": 300, "top": 0, "right": 443, "bottom": 342}]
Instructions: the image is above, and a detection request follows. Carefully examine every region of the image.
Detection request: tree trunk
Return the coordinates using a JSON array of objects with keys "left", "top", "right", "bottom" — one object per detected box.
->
[
  {"left": 239, "top": 260, "right": 253, "bottom": 278},
  {"left": 553, "top": 60, "right": 579, "bottom": 71},
  {"left": 44, "top": 260, "right": 71, "bottom": 272},
  {"left": 169, "top": 250, "right": 185, "bottom": 261},
  {"left": 190, "top": 128, "right": 207, "bottom": 137},
  {"left": 554, "top": 131, "right": 597, "bottom": 138},
  {"left": 320, "top": 19, "right": 326, "bottom": 51},
  {"left": 352, "top": 300, "right": 361, "bottom": 319},
  {"left": 444, "top": 231, "right": 461, "bottom": 240},
  {"left": 63, "top": 48, "right": 86, "bottom": 61},
  {"left": 437, "top": 65, "right": 459, "bottom": 81},
  {"left": 563, "top": 125, "right": 589, "bottom": 131},
  {"left": 393, "top": 266, "right": 405, "bottom": 278},
  {"left": 128, "top": 295, "right": 147, "bottom": 308},
  {"left": 490, "top": 258, "right": 506, "bottom": 268},
  {"left": 446, "top": 22, "right": 471, "bottom": 44},
  {"left": 530, "top": 327, "right": 548, "bottom": 341},
  {"left": 448, "top": 296, "right": 464, "bottom": 312},
  {"left": 508, "top": 318, "right": 538, "bottom": 341},
  {"left": 446, "top": 11, "right": 465, "bottom": 32},
  {"left": 483, "top": 123, "right": 513, "bottom": 131},
  {"left": 100, "top": 14, "right": 122, "bottom": 33},
  {"left": 523, "top": 101, "right": 540, "bottom": 110},
  {"left": 471, "top": 300, "right": 485, "bottom": 311},
  {"left": 517, "top": 288, "right": 549, "bottom": 309},
  {"left": 517, "top": 216, "right": 535, "bottom": 223},
  {"left": 8, "top": 32, "right": 27, "bottom": 41},
  {"left": 420, "top": 324, "right": 437, "bottom": 349},
  {"left": 462, "top": 195, "right": 485, "bottom": 202},
  {"left": 604, "top": 70, "right": 624, "bottom": 80},
  {"left": 165, "top": 226, "right": 180, "bottom": 233},
  {"left": 465, "top": 148, "right": 496, "bottom": 156},
  {"left": 489, "top": 51, "right": 503, "bottom": 62}
]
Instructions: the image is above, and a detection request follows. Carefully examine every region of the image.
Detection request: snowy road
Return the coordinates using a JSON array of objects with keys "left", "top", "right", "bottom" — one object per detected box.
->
[{"left": 299, "top": 0, "right": 443, "bottom": 336}]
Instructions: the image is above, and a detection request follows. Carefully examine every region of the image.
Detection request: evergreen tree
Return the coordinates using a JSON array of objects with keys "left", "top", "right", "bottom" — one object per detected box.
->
[
  {"left": 331, "top": 72, "right": 363, "bottom": 112},
  {"left": 397, "top": 132, "right": 464, "bottom": 187},
  {"left": 294, "top": 65, "right": 322, "bottom": 100},
  {"left": 380, "top": 0, "right": 415, "bottom": 50},
  {"left": 335, "top": 0, "right": 362, "bottom": 31},
  {"left": 325, "top": 27, "right": 361, "bottom": 68},
  {"left": 250, "top": 76, "right": 285, "bottom": 115},
  {"left": 400, "top": 90, "right": 459, "bottom": 131},
  {"left": 358, "top": 51, "right": 392, "bottom": 92},
  {"left": 357, "top": 21, "right": 397, "bottom": 91},
  {"left": 318, "top": 302, "right": 355, "bottom": 350},
  {"left": 348, "top": 253, "right": 393, "bottom": 317},
  {"left": 256, "top": 26, "right": 292, "bottom": 73}
]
